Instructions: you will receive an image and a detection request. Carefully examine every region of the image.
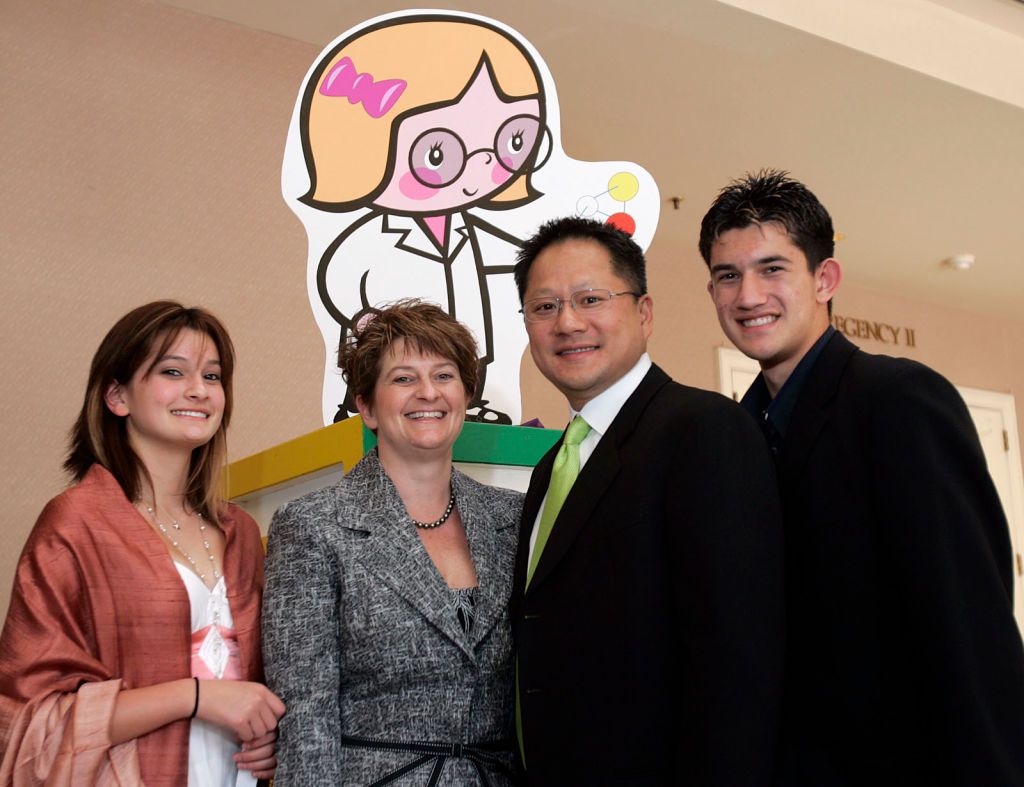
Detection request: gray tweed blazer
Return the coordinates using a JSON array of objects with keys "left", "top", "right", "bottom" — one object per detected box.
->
[{"left": 263, "top": 449, "right": 523, "bottom": 786}]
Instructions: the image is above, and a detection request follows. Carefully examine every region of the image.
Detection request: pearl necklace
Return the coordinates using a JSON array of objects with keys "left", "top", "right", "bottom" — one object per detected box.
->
[
  {"left": 411, "top": 491, "right": 456, "bottom": 530},
  {"left": 145, "top": 504, "right": 221, "bottom": 582}
]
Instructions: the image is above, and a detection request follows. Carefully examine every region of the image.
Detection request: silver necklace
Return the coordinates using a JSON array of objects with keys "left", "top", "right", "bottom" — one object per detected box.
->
[
  {"left": 411, "top": 491, "right": 456, "bottom": 530},
  {"left": 145, "top": 504, "right": 221, "bottom": 582}
]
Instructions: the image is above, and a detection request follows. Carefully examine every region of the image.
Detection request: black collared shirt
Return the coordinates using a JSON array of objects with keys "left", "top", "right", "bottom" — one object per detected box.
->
[{"left": 740, "top": 326, "right": 836, "bottom": 455}]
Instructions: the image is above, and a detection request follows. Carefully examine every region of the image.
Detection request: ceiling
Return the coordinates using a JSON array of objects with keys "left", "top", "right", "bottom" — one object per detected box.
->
[{"left": 156, "top": 0, "right": 1024, "bottom": 321}]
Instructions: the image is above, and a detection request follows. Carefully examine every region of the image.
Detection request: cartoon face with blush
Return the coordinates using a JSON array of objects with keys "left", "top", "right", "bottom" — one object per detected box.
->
[{"left": 374, "top": 64, "right": 544, "bottom": 216}]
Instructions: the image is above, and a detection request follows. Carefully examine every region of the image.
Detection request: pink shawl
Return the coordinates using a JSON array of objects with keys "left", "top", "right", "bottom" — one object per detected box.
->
[{"left": 0, "top": 465, "right": 265, "bottom": 786}]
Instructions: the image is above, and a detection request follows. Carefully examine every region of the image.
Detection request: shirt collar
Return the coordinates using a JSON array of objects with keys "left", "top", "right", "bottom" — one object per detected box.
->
[
  {"left": 381, "top": 213, "right": 470, "bottom": 255},
  {"left": 571, "top": 353, "right": 652, "bottom": 438},
  {"left": 742, "top": 326, "right": 835, "bottom": 437},
  {"left": 383, "top": 212, "right": 469, "bottom": 232}
]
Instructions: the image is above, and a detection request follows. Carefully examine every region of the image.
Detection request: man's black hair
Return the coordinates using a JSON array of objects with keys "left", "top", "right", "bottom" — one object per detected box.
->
[
  {"left": 514, "top": 216, "right": 647, "bottom": 302},
  {"left": 698, "top": 169, "right": 835, "bottom": 273}
]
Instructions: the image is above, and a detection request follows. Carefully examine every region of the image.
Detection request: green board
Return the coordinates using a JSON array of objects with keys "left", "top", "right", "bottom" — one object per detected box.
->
[{"left": 361, "top": 421, "right": 561, "bottom": 467}]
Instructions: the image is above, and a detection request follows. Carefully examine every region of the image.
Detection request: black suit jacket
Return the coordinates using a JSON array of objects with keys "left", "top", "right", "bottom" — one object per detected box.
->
[
  {"left": 756, "top": 332, "right": 1024, "bottom": 786},
  {"left": 512, "top": 364, "right": 785, "bottom": 785}
]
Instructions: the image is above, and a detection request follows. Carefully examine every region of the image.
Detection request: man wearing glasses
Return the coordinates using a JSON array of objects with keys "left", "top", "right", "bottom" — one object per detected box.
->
[{"left": 510, "top": 216, "right": 785, "bottom": 784}]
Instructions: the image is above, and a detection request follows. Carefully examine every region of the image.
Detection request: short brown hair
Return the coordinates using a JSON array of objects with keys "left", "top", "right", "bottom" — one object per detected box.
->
[
  {"left": 339, "top": 299, "right": 479, "bottom": 408},
  {"left": 65, "top": 301, "right": 236, "bottom": 523}
]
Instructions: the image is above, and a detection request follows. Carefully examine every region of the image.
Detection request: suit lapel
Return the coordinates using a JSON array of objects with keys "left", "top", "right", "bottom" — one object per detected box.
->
[
  {"left": 524, "top": 366, "right": 671, "bottom": 594},
  {"left": 343, "top": 452, "right": 474, "bottom": 659},
  {"left": 777, "top": 332, "right": 858, "bottom": 489}
]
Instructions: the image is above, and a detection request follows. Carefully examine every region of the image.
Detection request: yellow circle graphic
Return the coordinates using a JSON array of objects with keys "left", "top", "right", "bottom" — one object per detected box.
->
[{"left": 608, "top": 172, "right": 639, "bottom": 203}]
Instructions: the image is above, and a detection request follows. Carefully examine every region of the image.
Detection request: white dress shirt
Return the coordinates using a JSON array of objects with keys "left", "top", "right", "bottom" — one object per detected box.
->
[{"left": 526, "top": 353, "right": 653, "bottom": 567}]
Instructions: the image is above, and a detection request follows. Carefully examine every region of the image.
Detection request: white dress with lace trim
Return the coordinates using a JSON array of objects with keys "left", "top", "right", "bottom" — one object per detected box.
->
[{"left": 175, "top": 563, "right": 256, "bottom": 787}]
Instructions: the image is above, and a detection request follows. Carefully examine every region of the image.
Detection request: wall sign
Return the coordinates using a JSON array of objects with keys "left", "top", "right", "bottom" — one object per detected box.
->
[{"left": 832, "top": 314, "right": 916, "bottom": 347}]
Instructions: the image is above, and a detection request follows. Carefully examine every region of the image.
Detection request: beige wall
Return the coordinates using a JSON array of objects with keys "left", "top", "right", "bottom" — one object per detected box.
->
[
  {"left": 3, "top": 0, "right": 1023, "bottom": 617},
  {"left": 0, "top": 0, "right": 324, "bottom": 615}
]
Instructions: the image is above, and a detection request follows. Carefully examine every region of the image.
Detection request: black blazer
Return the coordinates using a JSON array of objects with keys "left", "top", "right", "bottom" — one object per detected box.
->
[
  {"left": 512, "top": 364, "right": 785, "bottom": 785},
  {"left": 761, "top": 332, "right": 1024, "bottom": 786}
]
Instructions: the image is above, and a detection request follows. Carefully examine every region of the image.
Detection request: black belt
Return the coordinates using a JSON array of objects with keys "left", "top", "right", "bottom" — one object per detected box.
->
[{"left": 339, "top": 733, "right": 517, "bottom": 786}]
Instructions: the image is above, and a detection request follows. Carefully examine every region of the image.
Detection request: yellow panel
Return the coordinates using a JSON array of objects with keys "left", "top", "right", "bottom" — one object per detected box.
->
[{"left": 226, "top": 417, "right": 365, "bottom": 498}]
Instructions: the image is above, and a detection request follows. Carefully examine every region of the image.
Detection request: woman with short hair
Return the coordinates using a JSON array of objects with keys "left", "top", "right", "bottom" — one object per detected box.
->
[{"left": 263, "top": 299, "right": 523, "bottom": 785}]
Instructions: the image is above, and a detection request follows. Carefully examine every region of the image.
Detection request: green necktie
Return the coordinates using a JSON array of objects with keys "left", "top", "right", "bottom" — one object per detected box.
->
[
  {"left": 526, "top": 415, "right": 591, "bottom": 587},
  {"left": 517, "top": 415, "right": 592, "bottom": 765}
]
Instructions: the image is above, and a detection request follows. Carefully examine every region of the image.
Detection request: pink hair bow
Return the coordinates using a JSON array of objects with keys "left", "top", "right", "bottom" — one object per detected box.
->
[{"left": 319, "top": 57, "right": 406, "bottom": 119}]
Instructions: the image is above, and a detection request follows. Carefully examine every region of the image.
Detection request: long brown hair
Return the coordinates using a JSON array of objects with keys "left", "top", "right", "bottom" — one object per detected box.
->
[{"left": 65, "top": 301, "right": 236, "bottom": 522}]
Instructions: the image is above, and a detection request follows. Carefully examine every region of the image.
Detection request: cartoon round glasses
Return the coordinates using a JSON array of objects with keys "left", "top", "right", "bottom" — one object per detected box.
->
[{"left": 408, "top": 114, "right": 552, "bottom": 189}]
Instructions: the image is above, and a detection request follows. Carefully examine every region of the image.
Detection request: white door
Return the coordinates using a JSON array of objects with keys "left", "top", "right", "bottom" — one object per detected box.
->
[
  {"left": 716, "top": 347, "right": 1024, "bottom": 635},
  {"left": 716, "top": 347, "right": 759, "bottom": 403},
  {"left": 958, "top": 387, "right": 1024, "bottom": 639}
]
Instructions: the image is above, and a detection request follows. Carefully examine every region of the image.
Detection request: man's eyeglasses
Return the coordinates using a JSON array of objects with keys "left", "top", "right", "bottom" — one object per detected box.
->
[{"left": 519, "top": 289, "right": 642, "bottom": 323}]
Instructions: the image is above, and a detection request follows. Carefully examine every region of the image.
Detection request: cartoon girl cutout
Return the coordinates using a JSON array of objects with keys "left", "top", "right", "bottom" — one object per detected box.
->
[{"left": 294, "top": 14, "right": 549, "bottom": 424}]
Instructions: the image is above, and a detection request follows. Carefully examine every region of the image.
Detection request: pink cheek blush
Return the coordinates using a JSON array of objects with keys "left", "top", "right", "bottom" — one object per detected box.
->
[
  {"left": 491, "top": 160, "right": 513, "bottom": 185},
  {"left": 399, "top": 170, "right": 441, "bottom": 201}
]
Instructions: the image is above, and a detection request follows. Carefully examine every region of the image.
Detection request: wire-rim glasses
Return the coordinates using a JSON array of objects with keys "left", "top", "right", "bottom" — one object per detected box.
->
[{"left": 519, "top": 289, "right": 642, "bottom": 323}]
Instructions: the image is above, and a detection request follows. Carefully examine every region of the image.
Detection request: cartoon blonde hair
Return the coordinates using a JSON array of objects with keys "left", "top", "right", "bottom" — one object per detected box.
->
[{"left": 299, "top": 15, "right": 544, "bottom": 211}]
